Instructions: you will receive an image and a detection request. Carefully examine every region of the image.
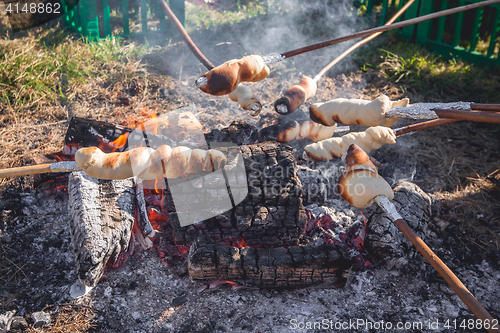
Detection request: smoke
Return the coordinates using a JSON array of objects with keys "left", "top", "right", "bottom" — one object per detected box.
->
[
  {"left": 237, "top": 0, "right": 368, "bottom": 77},
  {"left": 147, "top": 0, "right": 369, "bottom": 80}
]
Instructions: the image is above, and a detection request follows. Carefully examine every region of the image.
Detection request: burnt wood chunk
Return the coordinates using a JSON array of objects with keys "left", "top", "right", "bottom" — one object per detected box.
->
[
  {"left": 188, "top": 238, "right": 351, "bottom": 289},
  {"left": 365, "top": 181, "right": 433, "bottom": 268},
  {"left": 68, "top": 171, "right": 135, "bottom": 288},
  {"left": 169, "top": 142, "right": 307, "bottom": 247}
]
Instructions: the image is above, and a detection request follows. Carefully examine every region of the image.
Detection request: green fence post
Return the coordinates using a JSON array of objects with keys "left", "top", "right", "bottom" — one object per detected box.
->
[
  {"left": 452, "top": 0, "right": 465, "bottom": 47},
  {"left": 158, "top": 2, "right": 167, "bottom": 30},
  {"left": 436, "top": 0, "right": 448, "bottom": 43},
  {"left": 401, "top": 0, "right": 419, "bottom": 40},
  {"left": 170, "top": 0, "right": 185, "bottom": 27},
  {"left": 469, "top": 7, "right": 484, "bottom": 52},
  {"left": 141, "top": 0, "right": 149, "bottom": 32},
  {"left": 103, "top": 0, "right": 111, "bottom": 37},
  {"left": 486, "top": 5, "right": 500, "bottom": 57},
  {"left": 122, "top": 0, "right": 130, "bottom": 35},
  {"left": 380, "top": 0, "right": 389, "bottom": 25},
  {"left": 416, "top": 0, "right": 433, "bottom": 45}
]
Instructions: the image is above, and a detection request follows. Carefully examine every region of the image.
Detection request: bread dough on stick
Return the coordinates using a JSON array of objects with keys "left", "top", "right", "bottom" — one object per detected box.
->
[
  {"left": 259, "top": 120, "right": 337, "bottom": 143},
  {"left": 228, "top": 84, "right": 262, "bottom": 116},
  {"left": 310, "top": 95, "right": 409, "bottom": 127},
  {"left": 338, "top": 144, "right": 393, "bottom": 208},
  {"left": 197, "top": 55, "right": 270, "bottom": 96},
  {"left": 75, "top": 145, "right": 226, "bottom": 180},
  {"left": 304, "top": 126, "right": 396, "bottom": 161},
  {"left": 274, "top": 76, "right": 317, "bottom": 114}
]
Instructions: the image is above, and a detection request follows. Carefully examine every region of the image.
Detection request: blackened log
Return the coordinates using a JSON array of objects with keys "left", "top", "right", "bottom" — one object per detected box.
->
[
  {"left": 365, "top": 181, "right": 433, "bottom": 268},
  {"left": 188, "top": 238, "right": 351, "bottom": 289},
  {"left": 68, "top": 171, "right": 135, "bottom": 288},
  {"left": 169, "top": 142, "right": 307, "bottom": 247}
]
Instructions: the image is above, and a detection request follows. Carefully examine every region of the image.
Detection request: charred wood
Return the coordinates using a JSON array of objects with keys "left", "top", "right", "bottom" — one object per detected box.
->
[
  {"left": 68, "top": 172, "right": 135, "bottom": 288},
  {"left": 169, "top": 142, "right": 307, "bottom": 247},
  {"left": 188, "top": 238, "right": 351, "bottom": 289}
]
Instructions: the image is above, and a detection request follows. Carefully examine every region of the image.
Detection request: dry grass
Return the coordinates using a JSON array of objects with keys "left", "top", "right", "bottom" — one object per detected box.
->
[{"left": 26, "top": 304, "right": 97, "bottom": 333}]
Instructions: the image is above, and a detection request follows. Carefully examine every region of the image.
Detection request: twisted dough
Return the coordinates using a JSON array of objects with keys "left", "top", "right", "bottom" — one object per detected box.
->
[
  {"left": 310, "top": 95, "right": 409, "bottom": 127},
  {"left": 274, "top": 76, "right": 317, "bottom": 114},
  {"left": 338, "top": 144, "right": 393, "bottom": 208},
  {"left": 198, "top": 55, "right": 270, "bottom": 96},
  {"left": 259, "top": 120, "right": 337, "bottom": 143},
  {"left": 75, "top": 145, "right": 226, "bottom": 180},
  {"left": 304, "top": 126, "right": 396, "bottom": 161},
  {"left": 228, "top": 84, "right": 262, "bottom": 116}
]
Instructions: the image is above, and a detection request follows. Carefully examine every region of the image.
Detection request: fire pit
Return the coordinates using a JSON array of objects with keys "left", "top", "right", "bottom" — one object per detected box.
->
[{"left": 26, "top": 107, "right": 436, "bottom": 297}]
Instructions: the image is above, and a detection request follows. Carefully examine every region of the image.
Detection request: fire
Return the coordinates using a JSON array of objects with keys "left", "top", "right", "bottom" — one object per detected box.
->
[
  {"left": 235, "top": 238, "right": 247, "bottom": 248},
  {"left": 44, "top": 184, "right": 67, "bottom": 195},
  {"left": 98, "top": 132, "right": 130, "bottom": 153},
  {"left": 122, "top": 106, "right": 158, "bottom": 129},
  {"left": 208, "top": 280, "right": 241, "bottom": 290}
]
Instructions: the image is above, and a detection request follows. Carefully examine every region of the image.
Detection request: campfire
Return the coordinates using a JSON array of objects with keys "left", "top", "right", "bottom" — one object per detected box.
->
[{"left": 23, "top": 107, "right": 435, "bottom": 297}]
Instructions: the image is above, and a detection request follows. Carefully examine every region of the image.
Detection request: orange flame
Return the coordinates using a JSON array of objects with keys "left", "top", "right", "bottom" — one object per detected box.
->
[
  {"left": 98, "top": 132, "right": 130, "bottom": 153},
  {"left": 234, "top": 239, "right": 247, "bottom": 248}
]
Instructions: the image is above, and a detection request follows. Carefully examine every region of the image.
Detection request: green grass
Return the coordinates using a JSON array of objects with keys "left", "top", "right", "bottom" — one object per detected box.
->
[
  {"left": 185, "top": 1, "right": 267, "bottom": 32},
  {"left": 358, "top": 39, "right": 500, "bottom": 103},
  {"left": 0, "top": 28, "right": 148, "bottom": 112}
]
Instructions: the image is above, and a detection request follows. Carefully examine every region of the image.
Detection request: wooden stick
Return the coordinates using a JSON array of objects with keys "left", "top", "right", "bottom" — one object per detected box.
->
[
  {"left": 278, "top": 0, "right": 500, "bottom": 60},
  {"left": 315, "top": 0, "right": 415, "bottom": 79},
  {"left": 470, "top": 103, "right": 500, "bottom": 112},
  {"left": 0, "top": 161, "right": 81, "bottom": 178},
  {"left": 434, "top": 109, "right": 500, "bottom": 123},
  {"left": 157, "top": 0, "right": 214, "bottom": 70},
  {"left": 375, "top": 196, "right": 499, "bottom": 333},
  {"left": 394, "top": 118, "right": 459, "bottom": 136}
]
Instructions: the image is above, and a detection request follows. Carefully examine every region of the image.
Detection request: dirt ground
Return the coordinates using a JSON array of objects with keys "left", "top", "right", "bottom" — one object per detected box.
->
[{"left": 1, "top": 2, "right": 500, "bottom": 332}]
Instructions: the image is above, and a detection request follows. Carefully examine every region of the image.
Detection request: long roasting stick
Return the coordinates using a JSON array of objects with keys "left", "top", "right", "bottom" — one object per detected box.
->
[
  {"left": 374, "top": 195, "right": 499, "bottom": 333},
  {"left": 0, "top": 161, "right": 81, "bottom": 178},
  {"left": 157, "top": 0, "right": 214, "bottom": 70},
  {"left": 273, "top": 0, "right": 415, "bottom": 115},
  {"left": 394, "top": 104, "right": 500, "bottom": 135},
  {"left": 263, "top": 0, "right": 500, "bottom": 64},
  {"left": 314, "top": 0, "right": 415, "bottom": 81}
]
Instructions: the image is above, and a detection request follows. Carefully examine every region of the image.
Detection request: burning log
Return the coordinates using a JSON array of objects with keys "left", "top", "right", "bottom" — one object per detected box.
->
[
  {"left": 68, "top": 172, "right": 136, "bottom": 292},
  {"left": 188, "top": 238, "right": 351, "bottom": 289},
  {"left": 168, "top": 142, "right": 307, "bottom": 247}
]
